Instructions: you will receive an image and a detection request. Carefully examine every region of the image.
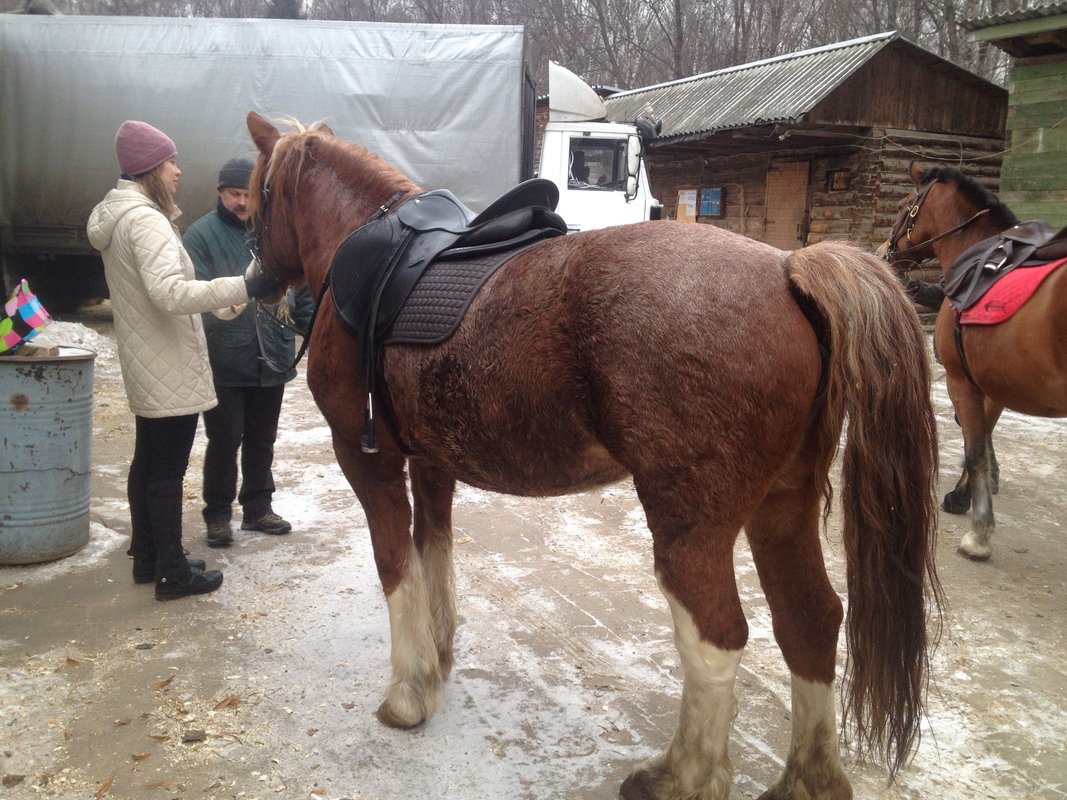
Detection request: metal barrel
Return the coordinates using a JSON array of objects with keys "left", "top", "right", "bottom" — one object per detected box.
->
[{"left": 1, "top": 347, "right": 95, "bottom": 564}]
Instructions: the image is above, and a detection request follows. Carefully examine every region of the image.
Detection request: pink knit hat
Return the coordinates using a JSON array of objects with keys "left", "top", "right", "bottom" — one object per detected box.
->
[{"left": 114, "top": 120, "right": 177, "bottom": 176}]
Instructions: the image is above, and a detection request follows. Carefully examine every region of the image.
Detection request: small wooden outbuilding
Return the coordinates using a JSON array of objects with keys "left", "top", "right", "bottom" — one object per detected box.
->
[
  {"left": 604, "top": 32, "right": 1008, "bottom": 251},
  {"left": 963, "top": 3, "right": 1067, "bottom": 227}
]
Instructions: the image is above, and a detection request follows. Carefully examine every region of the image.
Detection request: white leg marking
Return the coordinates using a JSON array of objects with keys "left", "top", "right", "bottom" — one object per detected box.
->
[
  {"left": 658, "top": 582, "right": 743, "bottom": 799},
  {"left": 420, "top": 537, "right": 457, "bottom": 675},
  {"left": 788, "top": 674, "right": 842, "bottom": 765},
  {"left": 382, "top": 551, "right": 443, "bottom": 726}
]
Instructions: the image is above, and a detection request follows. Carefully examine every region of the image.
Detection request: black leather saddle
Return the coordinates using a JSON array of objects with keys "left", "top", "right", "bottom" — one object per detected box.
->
[
  {"left": 326, "top": 178, "right": 567, "bottom": 453},
  {"left": 945, "top": 220, "right": 1067, "bottom": 312}
]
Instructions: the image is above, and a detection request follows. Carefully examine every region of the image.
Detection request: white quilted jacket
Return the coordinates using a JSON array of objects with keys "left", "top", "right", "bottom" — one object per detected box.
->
[{"left": 87, "top": 180, "right": 250, "bottom": 418}]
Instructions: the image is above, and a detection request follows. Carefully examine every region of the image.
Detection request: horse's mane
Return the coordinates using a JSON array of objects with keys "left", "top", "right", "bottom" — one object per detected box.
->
[
  {"left": 920, "top": 165, "right": 1019, "bottom": 229},
  {"left": 257, "top": 118, "right": 419, "bottom": 213}
]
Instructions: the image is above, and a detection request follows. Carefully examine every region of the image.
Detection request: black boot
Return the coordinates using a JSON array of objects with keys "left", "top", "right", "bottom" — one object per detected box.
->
[
  {"left": 148, "top": 477, "right": 224, "bottom": 601},
  {"left": 156, "top": 564, "right": 224, "bottom": 600},
  {"left": 132, "top": 556, "right": 206, "bottom": 584}
]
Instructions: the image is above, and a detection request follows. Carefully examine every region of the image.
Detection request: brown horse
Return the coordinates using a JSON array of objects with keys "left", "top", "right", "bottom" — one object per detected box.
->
[
  {"left": 885, "top": 160, "right": 1067, "bottom": 562},
  {"left": 245, "top": 111, "right": 940, "bottom": 800}
]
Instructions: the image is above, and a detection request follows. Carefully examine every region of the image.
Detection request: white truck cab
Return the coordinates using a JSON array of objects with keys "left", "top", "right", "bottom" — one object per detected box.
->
[{"left": 539, "top": 62, "right": 662, "bottom": 232}]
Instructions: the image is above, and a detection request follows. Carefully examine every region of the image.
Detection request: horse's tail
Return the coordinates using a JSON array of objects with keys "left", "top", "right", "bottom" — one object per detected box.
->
[{"left": 785, "top": 240, "right": 943, "bottom": 777}]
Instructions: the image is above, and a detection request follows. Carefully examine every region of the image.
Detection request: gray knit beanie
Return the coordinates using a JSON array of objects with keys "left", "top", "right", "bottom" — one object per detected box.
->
[{"left": 217, "top": 157, "right": 254, "bottom": 190}]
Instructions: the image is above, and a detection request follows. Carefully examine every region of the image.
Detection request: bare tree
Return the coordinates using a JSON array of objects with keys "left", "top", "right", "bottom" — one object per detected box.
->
[{"left": 3, "top": 0, "right": 1011, "bottom": 86}]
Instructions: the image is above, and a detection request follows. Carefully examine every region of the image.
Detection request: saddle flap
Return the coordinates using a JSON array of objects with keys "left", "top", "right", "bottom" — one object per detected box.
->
[{"left": 328, "top": 213, "right": 402, "bottom": 334}]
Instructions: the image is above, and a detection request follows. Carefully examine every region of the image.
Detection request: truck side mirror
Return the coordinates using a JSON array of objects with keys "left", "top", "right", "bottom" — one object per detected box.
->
[
  {"left": 626, "top": 135, "right": 641, "bottom": 200},
  {"left": 626, "top": 135, "right": 641, "bottom": 179}
]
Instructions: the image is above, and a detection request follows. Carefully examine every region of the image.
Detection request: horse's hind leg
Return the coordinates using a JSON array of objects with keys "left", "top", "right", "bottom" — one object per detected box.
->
[
  {"left": 409, "top": 460, "right": 457, "bottom": 677},
  {"left": 943, "top": 399, "right": 1003, "bottom": 513},
  {"left": 621, "top": 489, "right": 748, "bottom": 800},
  {"left": 332, "top": 440, "right": 444, "bottom": 728},
  {"left": 744, "top": 475, "right": 851, "bottom": 800}
]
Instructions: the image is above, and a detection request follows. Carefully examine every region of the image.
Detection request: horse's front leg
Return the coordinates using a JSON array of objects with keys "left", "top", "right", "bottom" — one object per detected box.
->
[
  {"left": 409, "top": 460, "right": 457, "bottom": 678},
  {"left": 948, "top": 381, "right": 996, "bottom": 561},
  {"left": 332, "top": 437, "right": 444, "bottom": 728}
]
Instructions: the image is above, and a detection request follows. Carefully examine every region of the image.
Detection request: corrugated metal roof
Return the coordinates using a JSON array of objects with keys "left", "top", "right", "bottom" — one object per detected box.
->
[
  {"left": 961, "top": 1, "right": 1067, "bottom": 31},
  {"left": 603, "top": 31, "right": 953, "bottom": 143}
]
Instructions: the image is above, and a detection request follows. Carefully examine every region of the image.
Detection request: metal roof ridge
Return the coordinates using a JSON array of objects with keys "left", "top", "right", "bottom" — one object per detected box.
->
[{"left": 609, "top": 31, "right": 898, "bottom": 98}]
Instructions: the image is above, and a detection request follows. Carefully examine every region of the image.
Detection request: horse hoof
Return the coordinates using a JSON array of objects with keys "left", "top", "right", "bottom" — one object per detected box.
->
[
  {"left": 941, "top": 490, "right": 971, "bottom": 515},
  {"left": 957, "top": 535, "right": 992, "bottom": 562},
  {"left": 375, "top": 699, "right": 426, "bottom": 729},
  {"left": 619, "top": 769, "right": 661, "bottom": 800}
]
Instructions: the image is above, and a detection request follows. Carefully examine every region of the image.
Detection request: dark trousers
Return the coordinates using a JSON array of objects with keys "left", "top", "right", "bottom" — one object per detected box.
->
[
  {"left": 127, "top": 414, "right": 198, "bottom": 571},
  {"left": 201, "top": 384, "right": 285, "bottom": 524}
]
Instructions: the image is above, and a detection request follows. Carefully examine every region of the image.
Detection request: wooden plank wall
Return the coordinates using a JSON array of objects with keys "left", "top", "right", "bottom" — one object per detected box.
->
[
  {"left": 645, "top": 128, "right": 1004, "bottom": 253},
  {"left": 999, "top": 56, "right": 1067, "bottom": 227}
]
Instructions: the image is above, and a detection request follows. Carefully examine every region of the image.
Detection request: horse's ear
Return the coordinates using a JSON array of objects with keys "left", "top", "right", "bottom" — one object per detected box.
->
[
  {"left": 247, "top": 111, "right": 280, "bottom": 156},
  {"left": 909, "top": 160, "right": 924, "bottom": 188},
  {"left": 316, "top": 122, "right": 335, "bottom": 137}
]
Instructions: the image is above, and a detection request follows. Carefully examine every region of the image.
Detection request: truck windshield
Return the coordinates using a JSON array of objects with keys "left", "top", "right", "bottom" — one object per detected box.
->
[{"left": 568, "top": 138, "right": 627, "bottom": 190}]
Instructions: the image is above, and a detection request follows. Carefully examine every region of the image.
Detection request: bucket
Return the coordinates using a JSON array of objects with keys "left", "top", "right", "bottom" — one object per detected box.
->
[{"left": 0, "top": 347, "right": 95, "bottom": 564}]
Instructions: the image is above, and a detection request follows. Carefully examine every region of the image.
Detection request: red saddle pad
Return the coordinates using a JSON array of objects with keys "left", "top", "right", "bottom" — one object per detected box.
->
[{"left": 960, "top": 257, "right": 1067, "bottom": 325}]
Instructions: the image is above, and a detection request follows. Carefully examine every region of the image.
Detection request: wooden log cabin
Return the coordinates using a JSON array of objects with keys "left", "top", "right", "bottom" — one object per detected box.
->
[{"left": 603, "top": 32, "right": 1008, "bottom": 253}]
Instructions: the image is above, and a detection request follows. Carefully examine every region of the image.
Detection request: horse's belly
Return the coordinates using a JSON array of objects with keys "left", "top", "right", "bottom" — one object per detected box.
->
[
  {"left": 410, "top": 416, "right": 630, "bottom": 496},
  {"left": 452, "top": 440, "right": 630, "bottom": 496}
]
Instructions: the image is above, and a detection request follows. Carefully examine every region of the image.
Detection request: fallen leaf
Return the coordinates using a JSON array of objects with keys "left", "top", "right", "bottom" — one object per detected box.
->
[
  {"left": 306, "top": 728, "right": 319, "bottom": 736},
  {"left": 148, "top": 734, "right": 170, "bottom": 742},
  {"left": 145, "top": 779, "right": 169, "bottom": 789},
  {"left": 131, "top": 753, "right": 150, "bottom": 762},
  {"left": 95, "top": 776, "right": 114, "bottom": 798},
  {"left": 213, "top": 694, "right": 241, "bottom": 710},
  {"left": 3, "top": 775, "right": 26, "bottom": 789},
  {"left": 66, "top": 656, "right": 81, "bottom": 666},
  {"left": 115, "top": 717, "right": 132, "bottom": 726},
  {"left": 151, "top": 675, "right": 174, "bottom": 691},
  {"left": 181, "top": 729, "right": 206, "bottom": 743},
  {"left": 311, "top": 789, "right": 327, "bottom": 796}
]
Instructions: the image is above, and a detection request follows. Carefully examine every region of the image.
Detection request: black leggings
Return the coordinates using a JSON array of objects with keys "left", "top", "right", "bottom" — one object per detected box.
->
[
  {"left": 130, "top": 413, "right": 199, "bottom": 486},
  {"left": 126, "top": 414, "right": 198, "bottom": 555}
]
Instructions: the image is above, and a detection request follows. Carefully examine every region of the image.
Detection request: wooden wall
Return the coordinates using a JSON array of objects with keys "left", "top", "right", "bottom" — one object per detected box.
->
[
  {"left": 645, "top": 128, "right": 1004, "bottom": 253},
  {"left": 998, "top": 55, "right": 1067, "bottom": 227}
]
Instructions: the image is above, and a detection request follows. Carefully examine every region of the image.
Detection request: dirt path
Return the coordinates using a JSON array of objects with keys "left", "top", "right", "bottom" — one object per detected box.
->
[{"left": 1, "top": 309, "right": 1064, "bottom": 799}]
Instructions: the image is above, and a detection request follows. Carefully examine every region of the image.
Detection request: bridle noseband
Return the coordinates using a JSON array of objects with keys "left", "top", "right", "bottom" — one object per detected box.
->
[{"left": 884, "top": 178, "right": 990, "bottom": 263}]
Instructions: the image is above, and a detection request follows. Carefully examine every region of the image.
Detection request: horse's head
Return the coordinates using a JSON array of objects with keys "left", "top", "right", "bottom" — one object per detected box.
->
[
  {"left": 880, "top": 161, "right": 943, "bottom": 268},
  {"left": 881, "top": 160, "right": 1017, "bottom": 271},
  {"left": 245, "top": 111, "right": 332, "bottom": 288}
]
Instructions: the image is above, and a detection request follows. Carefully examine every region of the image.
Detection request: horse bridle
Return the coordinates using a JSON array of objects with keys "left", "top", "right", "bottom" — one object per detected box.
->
[
  {"left": 245, "top": 179, "right": 318, "bottom": 374},
  {"left": 884, "top": 178, "right": 991, "bottom": 263}
]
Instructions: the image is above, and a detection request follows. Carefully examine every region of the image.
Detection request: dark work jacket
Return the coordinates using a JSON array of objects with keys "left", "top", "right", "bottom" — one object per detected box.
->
[{"left": 183, "top": 200, "right": 314, "bottom": 387}]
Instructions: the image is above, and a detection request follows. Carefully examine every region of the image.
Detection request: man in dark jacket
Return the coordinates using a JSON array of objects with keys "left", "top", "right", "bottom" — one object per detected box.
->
[{"left": 184, "top": 157, "right": 314, "bottom": 547}]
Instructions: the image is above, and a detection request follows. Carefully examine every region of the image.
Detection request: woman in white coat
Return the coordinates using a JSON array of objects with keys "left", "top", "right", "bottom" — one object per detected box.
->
[{"left": 87, "top": 120, "right": 280, "bottom": 600}]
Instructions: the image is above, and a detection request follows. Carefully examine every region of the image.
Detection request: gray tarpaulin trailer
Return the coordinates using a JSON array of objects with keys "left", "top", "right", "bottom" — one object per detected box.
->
[{"left": 0, "top": 15, "right": 533, "bottom": 307}]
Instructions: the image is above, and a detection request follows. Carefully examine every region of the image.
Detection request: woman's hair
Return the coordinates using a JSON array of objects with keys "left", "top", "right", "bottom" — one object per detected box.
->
[{"left": 134, "top": 164, "right": 177, "bottom": 217}]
